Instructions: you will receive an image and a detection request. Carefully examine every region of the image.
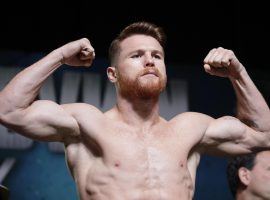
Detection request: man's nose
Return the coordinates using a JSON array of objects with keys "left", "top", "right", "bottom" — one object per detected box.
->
[{"left": 144, "top": 55, "right": 155, "bottom": 67}]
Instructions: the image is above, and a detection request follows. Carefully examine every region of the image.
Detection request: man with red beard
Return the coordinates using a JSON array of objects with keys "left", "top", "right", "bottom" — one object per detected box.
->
[{"left": 0, "top": 21, "right": 270, "bottom": 200}]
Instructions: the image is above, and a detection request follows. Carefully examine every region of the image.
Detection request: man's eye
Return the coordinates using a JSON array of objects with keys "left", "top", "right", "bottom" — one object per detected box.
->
[
  {"left": 154, "top": 55, "right": 161, "bottom": 59},
  {"left": 131, "top": 54, "right": 140, "bottom": 58}
]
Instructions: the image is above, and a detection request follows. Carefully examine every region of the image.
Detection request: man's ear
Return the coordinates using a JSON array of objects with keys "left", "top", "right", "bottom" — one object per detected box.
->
[
  {"left": 238, "top": 167, "right": 252, "bottom": 186},
  {"left": 107, "top": 66, "right": 117, "bottom": 83}
]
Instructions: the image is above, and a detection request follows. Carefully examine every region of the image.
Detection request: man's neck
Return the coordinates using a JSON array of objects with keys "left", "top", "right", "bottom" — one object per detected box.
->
[{"left": 115, "top": 94, "right": 161, "bottom": 128}]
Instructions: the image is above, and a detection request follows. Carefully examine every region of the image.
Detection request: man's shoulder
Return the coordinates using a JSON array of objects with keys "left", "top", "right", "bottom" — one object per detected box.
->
[
  {"left": 170, "top": 111, "right": 213, "bottom": 123},
  {"left": 169, "top": 112, "right": 214, "bottom": 137}
]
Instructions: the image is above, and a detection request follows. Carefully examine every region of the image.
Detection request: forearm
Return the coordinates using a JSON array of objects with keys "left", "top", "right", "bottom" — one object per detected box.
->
[
  {"left": 230, "top": 67, "right": 270, "bottom": 131},
  {"left": 0, "top": 48, "right": 63, "bottom": 114}
]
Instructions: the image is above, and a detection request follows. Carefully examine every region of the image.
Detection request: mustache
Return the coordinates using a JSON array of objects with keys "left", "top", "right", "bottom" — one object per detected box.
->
[{"left": 140, "top": 68, "right": 161, "bottom": 77}]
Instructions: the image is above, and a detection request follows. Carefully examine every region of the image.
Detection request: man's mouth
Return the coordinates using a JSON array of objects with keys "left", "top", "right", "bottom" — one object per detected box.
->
[{"left": 142, "top": 69, "right": 159, "bottom": 77}]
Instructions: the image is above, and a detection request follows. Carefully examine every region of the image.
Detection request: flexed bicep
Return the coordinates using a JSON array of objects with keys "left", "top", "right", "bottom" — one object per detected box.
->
[
  {"left": 200, "top": 116, "right": 270, "bottom": 156},
  {"left": 0, "top": 100, "right": 80, "bottom": 142}
]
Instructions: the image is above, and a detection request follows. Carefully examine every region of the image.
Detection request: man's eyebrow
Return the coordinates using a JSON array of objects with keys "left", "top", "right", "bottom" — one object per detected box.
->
[
  {"left": 127, "top": 49, "right": 164, "bottom": 56},
  {"left": 128, "top": 49, "right": 144, "bottom": 54},
  {"left": 152, "top": 50, "right": 164, "bottom": 56}
]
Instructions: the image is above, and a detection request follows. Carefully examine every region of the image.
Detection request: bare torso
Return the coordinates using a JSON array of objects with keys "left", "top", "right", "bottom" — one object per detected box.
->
[{"left": 64, "top": 104, "right": 205, "bottom": 200}]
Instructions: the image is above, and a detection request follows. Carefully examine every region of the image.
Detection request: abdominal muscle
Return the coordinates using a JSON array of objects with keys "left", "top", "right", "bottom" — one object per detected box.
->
[{"left": 72, "top": 144, "right": 195, "bottom": 200}]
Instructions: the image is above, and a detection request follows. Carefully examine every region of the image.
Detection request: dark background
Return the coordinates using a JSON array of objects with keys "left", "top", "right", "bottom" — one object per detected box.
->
[{"left": 0, "top": 1, "right": 269, "bottom": 70}]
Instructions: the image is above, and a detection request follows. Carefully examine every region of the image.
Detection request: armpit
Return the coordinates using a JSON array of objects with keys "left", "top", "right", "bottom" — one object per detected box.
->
[{"left": 240, "top": 118, "right": 259, "bottom": 129}]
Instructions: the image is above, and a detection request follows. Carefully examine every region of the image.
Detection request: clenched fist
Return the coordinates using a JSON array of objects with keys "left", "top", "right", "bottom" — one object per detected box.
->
[
  {"left": 59, "top": 38, "right": 95, "bottom": 67},
  {"left": 203, "top": 47, "right": 244, "bottom": 79}
]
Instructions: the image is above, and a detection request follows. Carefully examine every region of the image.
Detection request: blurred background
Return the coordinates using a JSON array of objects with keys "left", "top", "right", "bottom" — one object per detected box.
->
[{"left": 0, "top": 0, "right": 269, "bottom": 199}]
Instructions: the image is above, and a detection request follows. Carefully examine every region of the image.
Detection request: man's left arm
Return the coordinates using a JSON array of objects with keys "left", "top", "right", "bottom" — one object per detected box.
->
[
  {"left": 200, "top": 115, "right": 270, "bottom": 156},
  {"left": 229, "top": 66, "right": 270, "bottom": 132},
  {"left": 203, "top": 47, "right": 270, "bottom": 132}
]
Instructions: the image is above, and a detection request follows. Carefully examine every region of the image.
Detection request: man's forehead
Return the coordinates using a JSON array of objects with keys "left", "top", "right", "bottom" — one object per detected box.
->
[{"left": 120, "top": 35, "right": 163, "bottom": 53}]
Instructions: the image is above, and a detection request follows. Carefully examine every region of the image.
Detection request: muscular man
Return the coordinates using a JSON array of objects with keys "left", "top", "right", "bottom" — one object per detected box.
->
[
  {"left": 227, "top": 150, "right": 270, "bottom": 200},
  {"left": 0, "top": 22, "right": 269, "bottom": 199}
]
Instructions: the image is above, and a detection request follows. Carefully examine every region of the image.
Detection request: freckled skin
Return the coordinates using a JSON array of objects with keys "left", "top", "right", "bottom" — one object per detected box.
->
[{"left": 65, "top": 106, "right": 203, "bottom": 200}]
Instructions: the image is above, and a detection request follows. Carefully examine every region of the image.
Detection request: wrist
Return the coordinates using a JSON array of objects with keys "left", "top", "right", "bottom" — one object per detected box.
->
[
  {"left": 229, "top": 64, "right": 246, "bottom": 80},
  {"left": 50, "top": 48, "right": 65, "bottom": 65}
]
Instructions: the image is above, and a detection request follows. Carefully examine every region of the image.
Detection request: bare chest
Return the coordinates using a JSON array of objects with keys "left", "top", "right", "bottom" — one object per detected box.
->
[
  {"left": 87, "top": 123, "right": 191, "bottom": 167},
  {"left": 66, "top": 124, "right": 196, "bottom": 199}
]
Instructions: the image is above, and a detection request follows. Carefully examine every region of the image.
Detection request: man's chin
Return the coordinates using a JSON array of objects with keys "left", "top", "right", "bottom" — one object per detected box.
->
[
  {"left": 135, "top": 84, "right": 164, "bottom": 98},
  {"left": 118, "top": 75, "right": 166, "bottom": 99}
]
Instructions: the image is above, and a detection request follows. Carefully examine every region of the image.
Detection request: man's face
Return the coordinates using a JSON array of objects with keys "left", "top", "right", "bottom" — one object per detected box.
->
[
  {"left": 115, "top": 34, "right": 167, "bottom": 98},
  {"left": 247, "top": 151, "right": 270, "bottom": 198}
]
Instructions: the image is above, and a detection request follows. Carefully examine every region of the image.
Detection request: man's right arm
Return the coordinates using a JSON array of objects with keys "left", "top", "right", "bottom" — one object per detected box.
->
[{"left": 0, "top": 38, "right": 95, "bottom": 142}]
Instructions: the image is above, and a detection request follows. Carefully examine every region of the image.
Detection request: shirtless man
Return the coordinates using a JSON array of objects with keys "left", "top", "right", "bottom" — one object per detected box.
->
[{"left": 0, "top": 22, "right": 269, "bottom": 200}]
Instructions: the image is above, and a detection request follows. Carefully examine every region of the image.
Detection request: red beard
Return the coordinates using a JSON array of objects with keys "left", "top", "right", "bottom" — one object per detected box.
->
[{"left": 118, "top": 68, "right": 167, "bottom": 99}]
